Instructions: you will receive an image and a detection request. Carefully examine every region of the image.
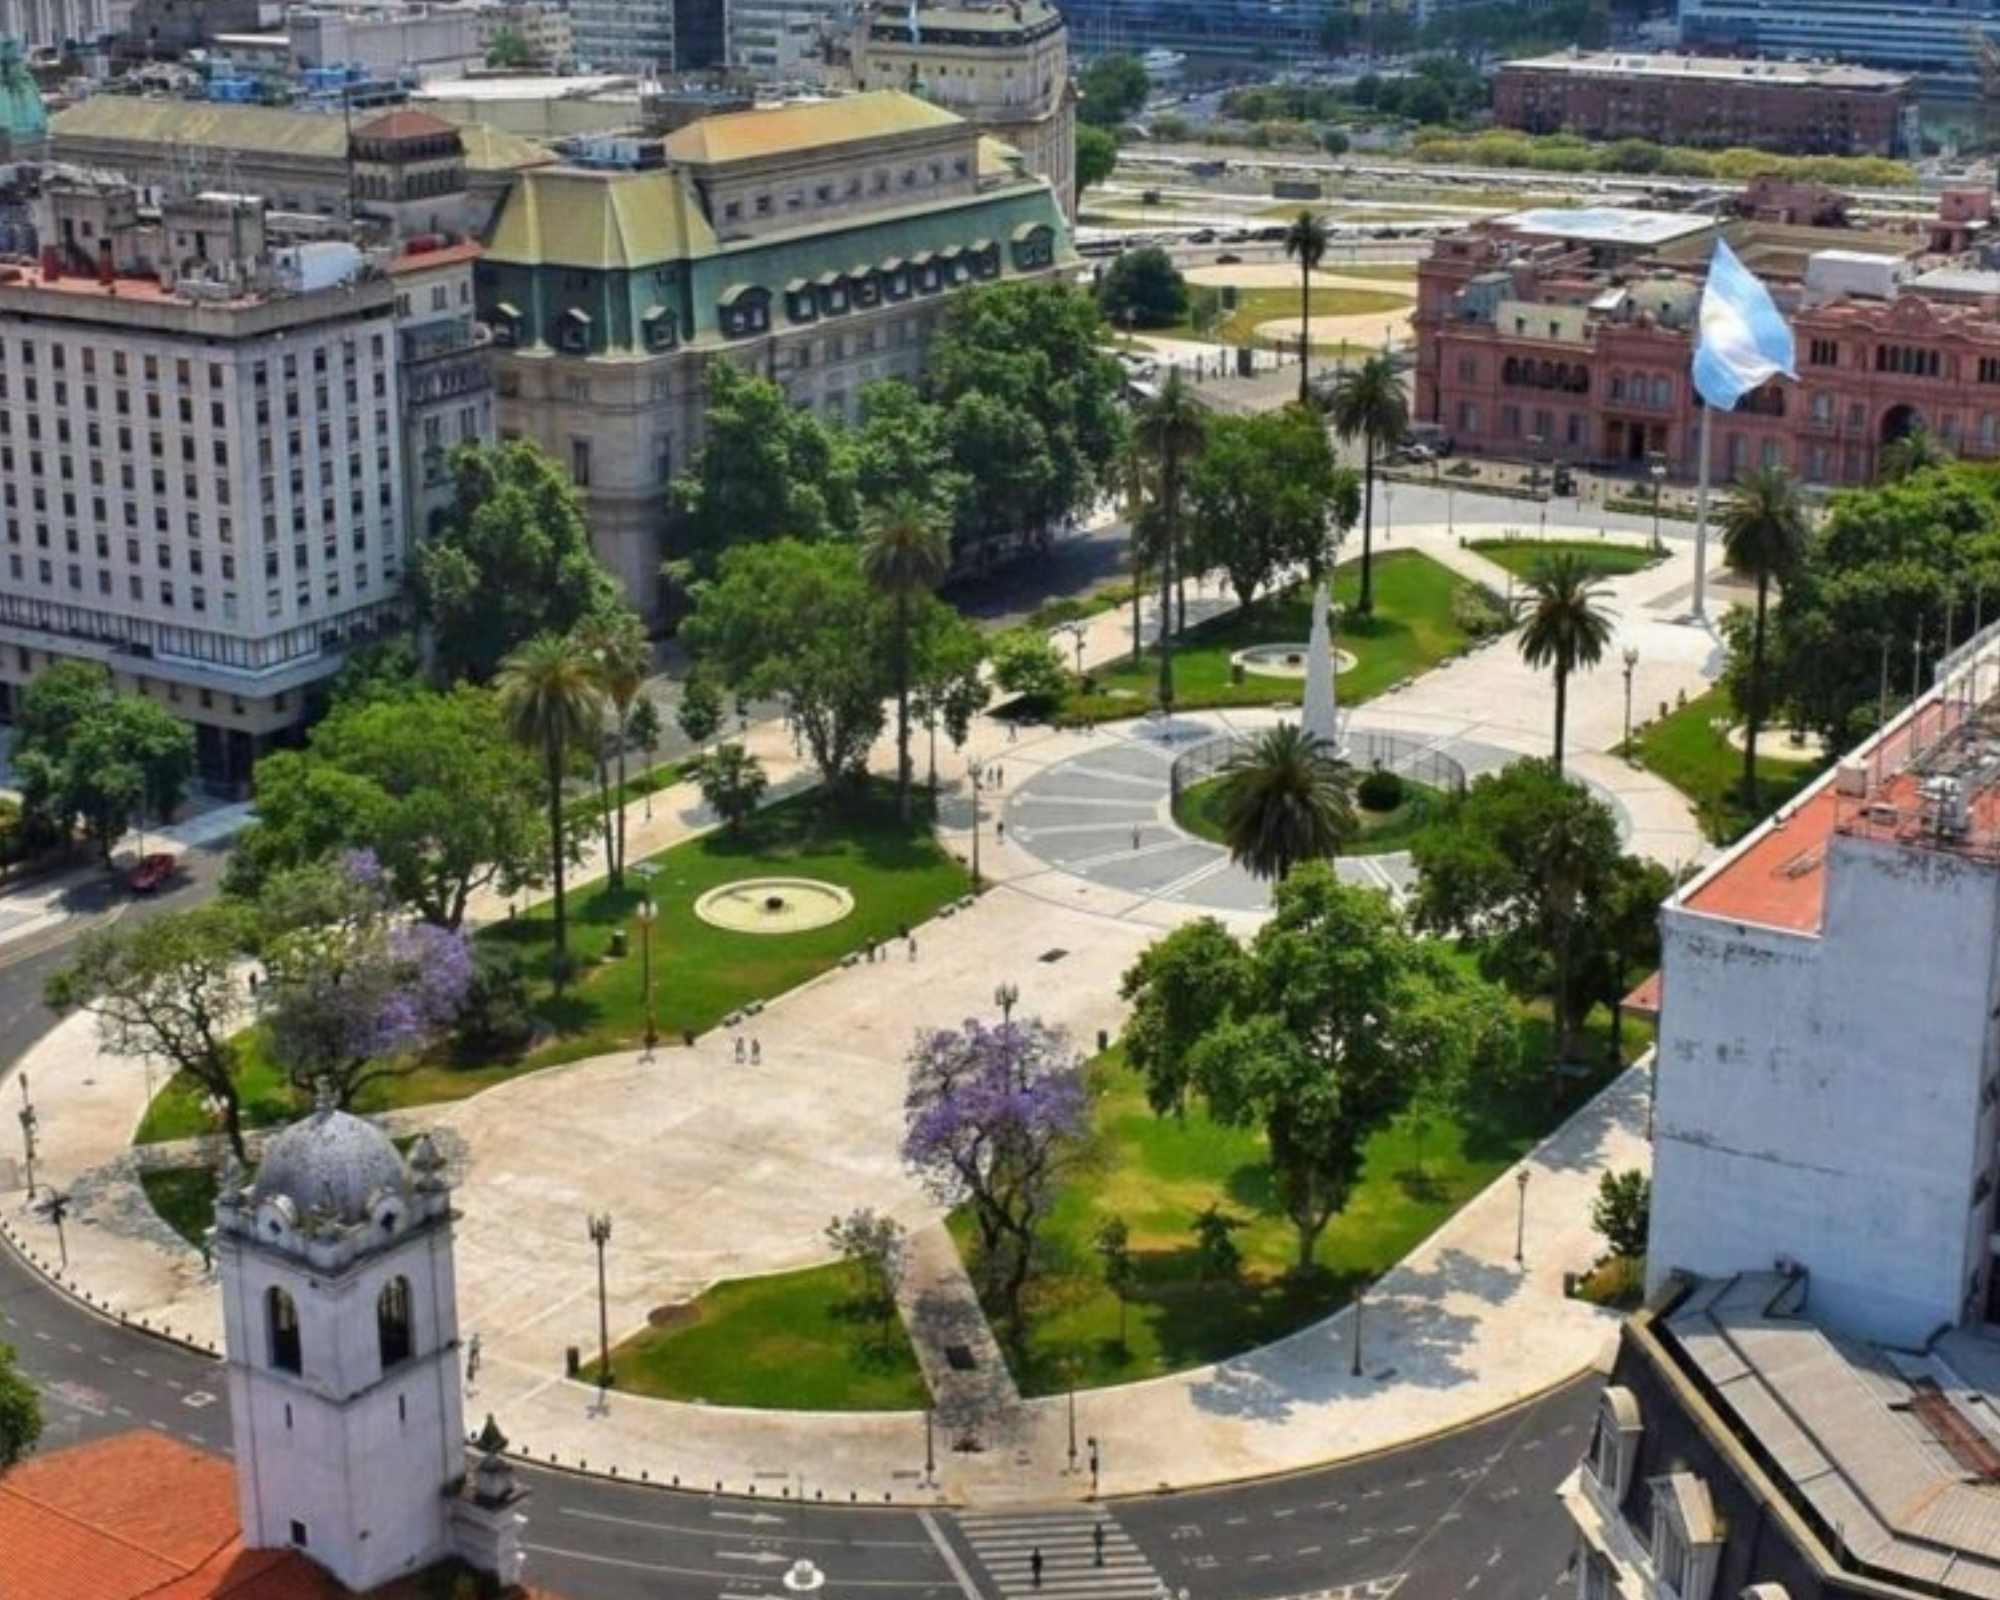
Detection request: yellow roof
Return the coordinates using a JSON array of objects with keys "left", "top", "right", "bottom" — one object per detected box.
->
[
  {"left": 52, "top": 96, "right": 352, "bottom": 158},
  {"left": 663, "top": 91, "right": 963, "bottom": 166},
  {"left": 485, "top": 166, "right": 717, "bottom": 269},
  {"left": 453, "top": 121, "right": 557, "bottom": 173}
]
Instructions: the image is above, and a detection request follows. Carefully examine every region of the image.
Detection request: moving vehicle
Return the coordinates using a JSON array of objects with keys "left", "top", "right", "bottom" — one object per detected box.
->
[{"left": 129, "top": 852, "right": 178, "bottom": 893}]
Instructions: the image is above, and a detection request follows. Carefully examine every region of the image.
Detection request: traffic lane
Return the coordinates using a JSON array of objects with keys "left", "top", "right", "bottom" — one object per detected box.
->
[
  {"left": 520, "top": 1469, "right": 963, "bottom": 1600},
  {"left": 0, "top": 1235, "right": 229, "bottom": 1456},
  {"left": 1117, "top": 1375, "right": 1595, "bottom": 1600}
]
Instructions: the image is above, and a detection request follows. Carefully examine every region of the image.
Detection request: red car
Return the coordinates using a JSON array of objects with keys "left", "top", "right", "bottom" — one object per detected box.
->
[{"left": 129, "top": 852, "right": 178, "bottom": 893}]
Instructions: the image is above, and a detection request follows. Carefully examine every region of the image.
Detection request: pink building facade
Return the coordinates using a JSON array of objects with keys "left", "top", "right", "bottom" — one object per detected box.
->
[{"left": 1413, "top": 205, "right": 2000, "bottom": 487}]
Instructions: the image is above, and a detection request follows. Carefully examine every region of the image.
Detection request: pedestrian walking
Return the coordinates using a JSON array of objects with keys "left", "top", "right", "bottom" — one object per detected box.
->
[
  {"left": 1131, "top": 825, "right": 1141, "bottom": 851},
  {"left": 907, "top": 937, "right": 917, "bottom": 962},
  {"left": 996, "top": 820, "right": 1006, "bottom": 843},
  {"left": 466, "top": 1333, "right": 482, "bottom": 1384},
  {"left": 1093, "top": 1525, "right": 1105, "bottom": 1568},
  {"left": 1007, "top": 723, "right": 1018, "bottom": 744},
  {"left": 1030, "top": 1549, "right": 1044, "bottom": 1590},
  {"left": 751, "top": 1038, "right": 762, "bottom": 1066},
  {"left": 995, "top": 766, "right": 1004, "bottom": 789},
  {"left": 735, "top": 1036, "right": 746, "bottom": 1064}
]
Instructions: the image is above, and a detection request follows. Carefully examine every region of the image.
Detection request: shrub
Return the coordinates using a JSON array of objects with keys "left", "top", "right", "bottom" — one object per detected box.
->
[
  {"left": 1357, "top": 767, "right": 1405, "bottom": 811},
  {"left": 454, "top": 945, "right": 535, "bottom": 1059},
  {"left": 1450, "top": 581, "right": 1510, "bottom": 637}
]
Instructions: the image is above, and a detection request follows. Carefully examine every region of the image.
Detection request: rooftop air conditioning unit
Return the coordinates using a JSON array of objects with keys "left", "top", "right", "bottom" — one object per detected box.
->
[{"left": 1835, "top": 759, "right": 1868, "bottom": 797}]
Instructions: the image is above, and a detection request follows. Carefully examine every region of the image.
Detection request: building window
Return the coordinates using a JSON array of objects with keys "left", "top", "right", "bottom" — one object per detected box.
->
[
  {"left": 268, "top": 1285, "right": 303, "bottom": 1374},
  {"left": 378, "top": 1276, "right": 414, "bottom": 1369},
  {"left": 1979, "top": 356, "right": 2000, "bottom": 386},
  {"left": 289, "top": 1520, "right": 308, "bottom": 1548},
  {"left": 1808, "top": 337, "right": 1839, "bottom": 367},
  {"left": 571, "top": 439, "right": 591, "bottom": 487}
]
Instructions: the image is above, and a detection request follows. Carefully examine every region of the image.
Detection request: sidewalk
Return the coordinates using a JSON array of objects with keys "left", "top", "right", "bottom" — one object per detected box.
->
[{"left": 0, "top": 503, "right": 1709, "bottom": 1504}]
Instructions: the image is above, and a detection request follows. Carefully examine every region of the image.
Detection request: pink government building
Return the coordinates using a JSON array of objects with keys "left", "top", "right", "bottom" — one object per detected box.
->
[{"left": 1412, "top": 180, "right": 2000, "bottom": 487}]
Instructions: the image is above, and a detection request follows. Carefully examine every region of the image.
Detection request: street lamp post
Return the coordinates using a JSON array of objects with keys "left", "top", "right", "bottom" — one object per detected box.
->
[
  {"left": 1349, "top": 1283, "right": 1364, "bottom": 1376},
  {"left": 1622, "top": 647, "right": 1639, "bottom": 763},
  {"left": 966, "top": 761, "right": 984, "bottom": 888},
  {"left": 635, "top": 897, "right": 658, "bottom": 1051},
  {"left": 923, "top": 1406, "right": 936, "bottom": 1487},
  {"left": 1649, "top": 459, "right": 1667, "bottom": 555},
  {"left": 995, "top": 981, "right": 1020, "bottom": 1025},
  {"left": 1060, "top": 621, "right": 1088, "bottom": 680},
  {"left": 588, "top": 1212, "right": 613, "bottom": 1389},
  {"left": 17, "top": 1073, "right": 36, "bottom": 1201},
  {"left": 38, "top": 1189, "right": 71, "bottom": 1270},
  {"left": 1514, "top": 1169, "right": 1531, "bottom": 1268}
]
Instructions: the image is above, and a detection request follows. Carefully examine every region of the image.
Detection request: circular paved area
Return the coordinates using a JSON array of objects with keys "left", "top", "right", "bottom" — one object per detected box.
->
[{"left": 1000, "top": 710, "right": 1548, "bottom": 913}]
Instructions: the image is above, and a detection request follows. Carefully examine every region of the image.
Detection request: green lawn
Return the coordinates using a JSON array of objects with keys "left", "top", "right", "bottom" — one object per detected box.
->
[
  {"left": 1470, "top": 538, "right": 1663, "bottom": 581},
  {"left": 135, "top": 783, "right": 969, "bottom": 1143},
  {"left": 1175, "top": 774, "right": 1448, "bottom": 857},
  {"left": 1634, "top": 686, "right": 1825, "bottom": 844},
  {"left": 1058, "top": 550, "right": 1473, "bottom": 724},
  {"left": 583, "top": 1261, "right": 929, "bottom": 1410},
  {"left": 139, "top": 1167, "right": 219, "bottom": 1251},
  {"left": 1175, "top": 285, "right": 1409, "bottom": 349}
]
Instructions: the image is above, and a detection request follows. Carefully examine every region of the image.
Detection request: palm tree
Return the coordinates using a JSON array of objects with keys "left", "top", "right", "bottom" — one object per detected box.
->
[
  {"left": 1116, "top": 444, "right": 1149, "bottom": 667},
  {"left": 1283, "top": 209, "right": 1331, "bottom": 405},
  {"left": 1721, "top": 465, "right": 1808, "bottom": 810},
  {"left": 1132, "top": 374, "right": 1206, "bottom": 716},
  {"left": 1516, "top": 550, "right": 1615, "bottom": 777},
  {"left": 496, "top": 633, "right": 605, "bottom": 991},
  {"left": 862, "top": 492, "right": 951, "bottom": 822},
  {"left": 1214, "top": 723, "right": 1357, "bottom": 882},
  {"left": 1878, "top": 425, "right": 1949, "bottom": 483},
  {"left": 577, "top": 608, "right": 649, "bottom": 890},
  {"left": 1327, "top": 354, "right": 1408, "bottom": 615}
]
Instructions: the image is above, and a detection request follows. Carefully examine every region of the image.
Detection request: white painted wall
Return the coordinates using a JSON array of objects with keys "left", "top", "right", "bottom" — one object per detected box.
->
[{"left": 1651, "top": 833, "right": 2000, "bottom": 1347}]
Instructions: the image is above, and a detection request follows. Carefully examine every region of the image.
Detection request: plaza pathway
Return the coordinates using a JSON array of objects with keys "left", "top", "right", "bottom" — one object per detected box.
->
[{"left": 2, "top": 512, "right": 1713, "bottom": 1503}]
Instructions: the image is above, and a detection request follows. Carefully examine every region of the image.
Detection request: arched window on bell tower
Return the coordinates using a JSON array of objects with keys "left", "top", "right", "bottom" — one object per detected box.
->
[
  {"left": 378, "top": 1275, "right": 414, "bottom": 1371},
  {"left": 268, "top": 1286, "right": 303, "bottom": 1374}
]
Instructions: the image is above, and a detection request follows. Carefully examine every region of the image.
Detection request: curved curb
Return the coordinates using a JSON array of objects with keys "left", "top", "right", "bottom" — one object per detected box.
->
[{"left": 0, "top": 1207, "right": 222, "bottom": 1364}]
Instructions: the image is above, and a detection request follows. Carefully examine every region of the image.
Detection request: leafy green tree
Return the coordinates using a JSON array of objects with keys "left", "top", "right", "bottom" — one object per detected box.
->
[
  {"left": 1721, "top": 467, "right": 1809, "bottom": 809},
  {"left": 850, "top": 381, "right": 962, "bottom": 516},
  {"left": 1079, "top": 53, "right": 1150, "bottom": 127},
  {"left": 1326, "top": 355, "right": 1408, "bottom": 614},
  {"left": 1878, "top": 426, "right": 1950, "bottom": 483},
  {"left": 1282, "top": 210, "right": 1330, "bottom": 403},
  {"left": 579, "top": 607, "right": 651, "bottom": 889},
  {"left": 1099, "top": 245, "right": 1189, "bottom": 329},
  {"left": 495, "top": 634, "right": 605, "bottom": 989},
  {"left": 13, "top": 660, "right": 112, "bottom": 764},
  {"left": 0, "top": 1342, "right": 39, "bottom": 1471},
  {"left": 47, "top": 905, "right": 257, "bottom": 1159},
  {"left": 1133, "top": 374, "right": 1206, "bottom": 710},
  {"left": 676, "top": 673, "right": 723, "bottom": 753},
  {"left": 669, "top": 362, "right": 857, "bottom": 558},
  {"left": 1188, "top": 407, "right": 1342, "bottom": 609},
  {"left": 58, "top": 697, "right": 194, "bottom": 863},
  {"left": 1591, "top": 1169, "right": 1651, "bottom": 1260},
  {"left": 484, "top": 25, "right": 532, "bottom": 65},
  {"left": 1121, "top": 869, "right": 1513, "bottom": 1271},
  {"left": 684, "top": 540, "right": 890, "bottom": 792},
  {"left": 825, "top": 1207, "right": 909, "bottom": 1347},
  {"left": 1190, "top": 1203, "right": 1244, "bottom": 1284},
  {"left": 698, "top": 742, "right": 769, "bottom": 832},
  {"left": 1410, "top": 759, "right": 1625, "bottom": 1064},
  {"left": 1076, "top": 123, "right": 1119, "bottom": 191},
  {"left": 863, "top": 493, "right": 953, "bottom": 820},
  {"left": 930, "top": 282, "right": 1129, "bottom": 553},
  {"left": 417, "top": 441, "right": 622, "bottom": 683},
  {"left": 1094, "top": 1216, "right": 1136, "bottom": 1347},
  {"left": 990, "top": 627, "right": 1069, "bottom": 709},
  {"left": 627, "top": 694, "right": 663, "bottom": 791},
  {"left": 910, "top": 607, "right": 989, "bottom": 791},
  {"left": 228, "top": 687, "right": 543, "bottom": 927},
  {"left": 1578, "top": 853, "right": 1673, "bottom": 1060},
  {"left": 1516, "top": 549, "right": 1615, "bottom": 775},
  {"left": 1215, "top": 724, "right": 1357, "bottom": 882}
]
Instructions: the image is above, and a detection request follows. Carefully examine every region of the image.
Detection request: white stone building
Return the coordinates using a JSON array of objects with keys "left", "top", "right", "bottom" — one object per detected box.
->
[
  {"left": 213, "top": 1089, "right": 526, "bottom": 1592},
  {"left": 1650, "top": 628, "right": 2000, "bottom": 1347},
  {"left": 0, "top": 181, "right": 448, "bottom": 791}
]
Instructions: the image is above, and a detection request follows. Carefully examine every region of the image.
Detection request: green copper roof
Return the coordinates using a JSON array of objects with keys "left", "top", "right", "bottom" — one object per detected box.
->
[{"left": 0, "top": 40, "right": 47, "bottom": 147}]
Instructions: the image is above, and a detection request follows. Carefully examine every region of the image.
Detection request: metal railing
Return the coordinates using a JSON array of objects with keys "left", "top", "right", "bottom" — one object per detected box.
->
[{"left": 1169, "top": 728, "right": 1468, "bottom": 807}]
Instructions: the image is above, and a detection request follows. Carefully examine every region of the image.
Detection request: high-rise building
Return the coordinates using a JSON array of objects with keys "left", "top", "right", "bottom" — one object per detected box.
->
[
  {"left": 0, "top": 179, "right": 492, "bottom": 789},
  {"left": 848, "top": 0, "right": 1076, "bottom": 218},
  {"left": 1678, "top": 0, "right": 2000, "bottom": 95},
  {"left": 570, "top": 0, "right": 725, "bottom": 69},
  {"left": 478, "top": 89, "right": 1072, "bottom": 616}
]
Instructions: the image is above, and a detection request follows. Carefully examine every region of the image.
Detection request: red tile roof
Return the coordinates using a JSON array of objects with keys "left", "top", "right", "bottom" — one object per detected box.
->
[
  {"left": 0, "top": 1432, "right": 566, "bottom": 1600},
  {"left": 354, "top": 110, "right": 460, "bottom": 142}
]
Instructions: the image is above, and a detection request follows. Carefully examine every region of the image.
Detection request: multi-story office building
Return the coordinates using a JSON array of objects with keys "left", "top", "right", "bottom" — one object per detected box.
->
[
  {"left": 1494, "top": 50, "right": 1916, "bottom": 158},
  {"left": 478, "top": 89, "right": 1072, "bottom": 615},
  {"left": 1412, "top": 193, "right": 2000, "bottom": 485},
  {"left": 0, "top": 0, "right": 127, "bottom": 50},
  {"left": 0, "top": 190, "right": 407, "bottom": 788},
  {"left": 726, "top": 0, "right": 848, "bottom": 75},
  {"left": 848, "top": 0, "right": 1076, "bottom": 218},
  {"left": 570, "top": 0, "right": 723, "bottom": 70},
  {"left": 1679, "top": 0, "right": 2000, "bottom": 94},
  {"left": 387, "top": 238, "right": 493, "bottom": 542}
]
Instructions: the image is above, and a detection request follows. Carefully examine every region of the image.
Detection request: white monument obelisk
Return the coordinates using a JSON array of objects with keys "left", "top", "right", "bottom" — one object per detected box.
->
[{"left": 1301, "top": 582, "right": 1344, "bottom": 757}]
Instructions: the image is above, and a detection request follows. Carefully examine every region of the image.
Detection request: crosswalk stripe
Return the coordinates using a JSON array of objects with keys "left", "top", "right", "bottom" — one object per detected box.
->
[{"left": 953, "top": 1506, "right": 1170, "bottom": 1600}]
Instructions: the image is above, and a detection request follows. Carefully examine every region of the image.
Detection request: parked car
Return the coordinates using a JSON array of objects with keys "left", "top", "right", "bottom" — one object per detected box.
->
[
  {"left": 1214, "top": 251, "right": 1242, "bottom": 264},
  {"left": 129, "top": 852, "right": 178, "bottom": 893}
]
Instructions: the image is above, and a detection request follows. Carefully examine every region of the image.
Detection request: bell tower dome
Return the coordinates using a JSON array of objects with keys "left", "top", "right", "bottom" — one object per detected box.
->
[{"left": 213, "top": 1084, "right": 468, "bottom": 1594}]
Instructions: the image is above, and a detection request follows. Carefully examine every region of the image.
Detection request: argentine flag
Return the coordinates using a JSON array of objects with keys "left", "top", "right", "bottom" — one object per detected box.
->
[{"left": 1691, "top": 238, "right": 1795, "bottom": 412}]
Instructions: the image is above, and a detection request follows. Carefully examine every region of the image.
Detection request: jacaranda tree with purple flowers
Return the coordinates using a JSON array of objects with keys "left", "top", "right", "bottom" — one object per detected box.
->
[
  {"left": 901, "top": 1017, "right": 1088, "bottom": 1346},
  {"left": 259, "top": 852, "right": 474, "bottom": 1108}
]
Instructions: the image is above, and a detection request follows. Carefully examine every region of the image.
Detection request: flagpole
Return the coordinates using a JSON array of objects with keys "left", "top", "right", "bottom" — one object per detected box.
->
[{"left": 1692, "top": 400, "right": 1712, "bottom": 623}]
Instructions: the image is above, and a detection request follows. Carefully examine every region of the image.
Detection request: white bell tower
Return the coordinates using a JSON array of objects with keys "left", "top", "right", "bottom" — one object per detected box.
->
[{"left": 213, "top": 1086, "right": 470, "bottom": 1594}]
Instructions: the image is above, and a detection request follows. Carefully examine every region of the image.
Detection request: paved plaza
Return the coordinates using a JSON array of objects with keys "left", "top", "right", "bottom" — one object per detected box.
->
[{"left": 2, "top": 510, "right": 1715, "bottom": 1504}]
